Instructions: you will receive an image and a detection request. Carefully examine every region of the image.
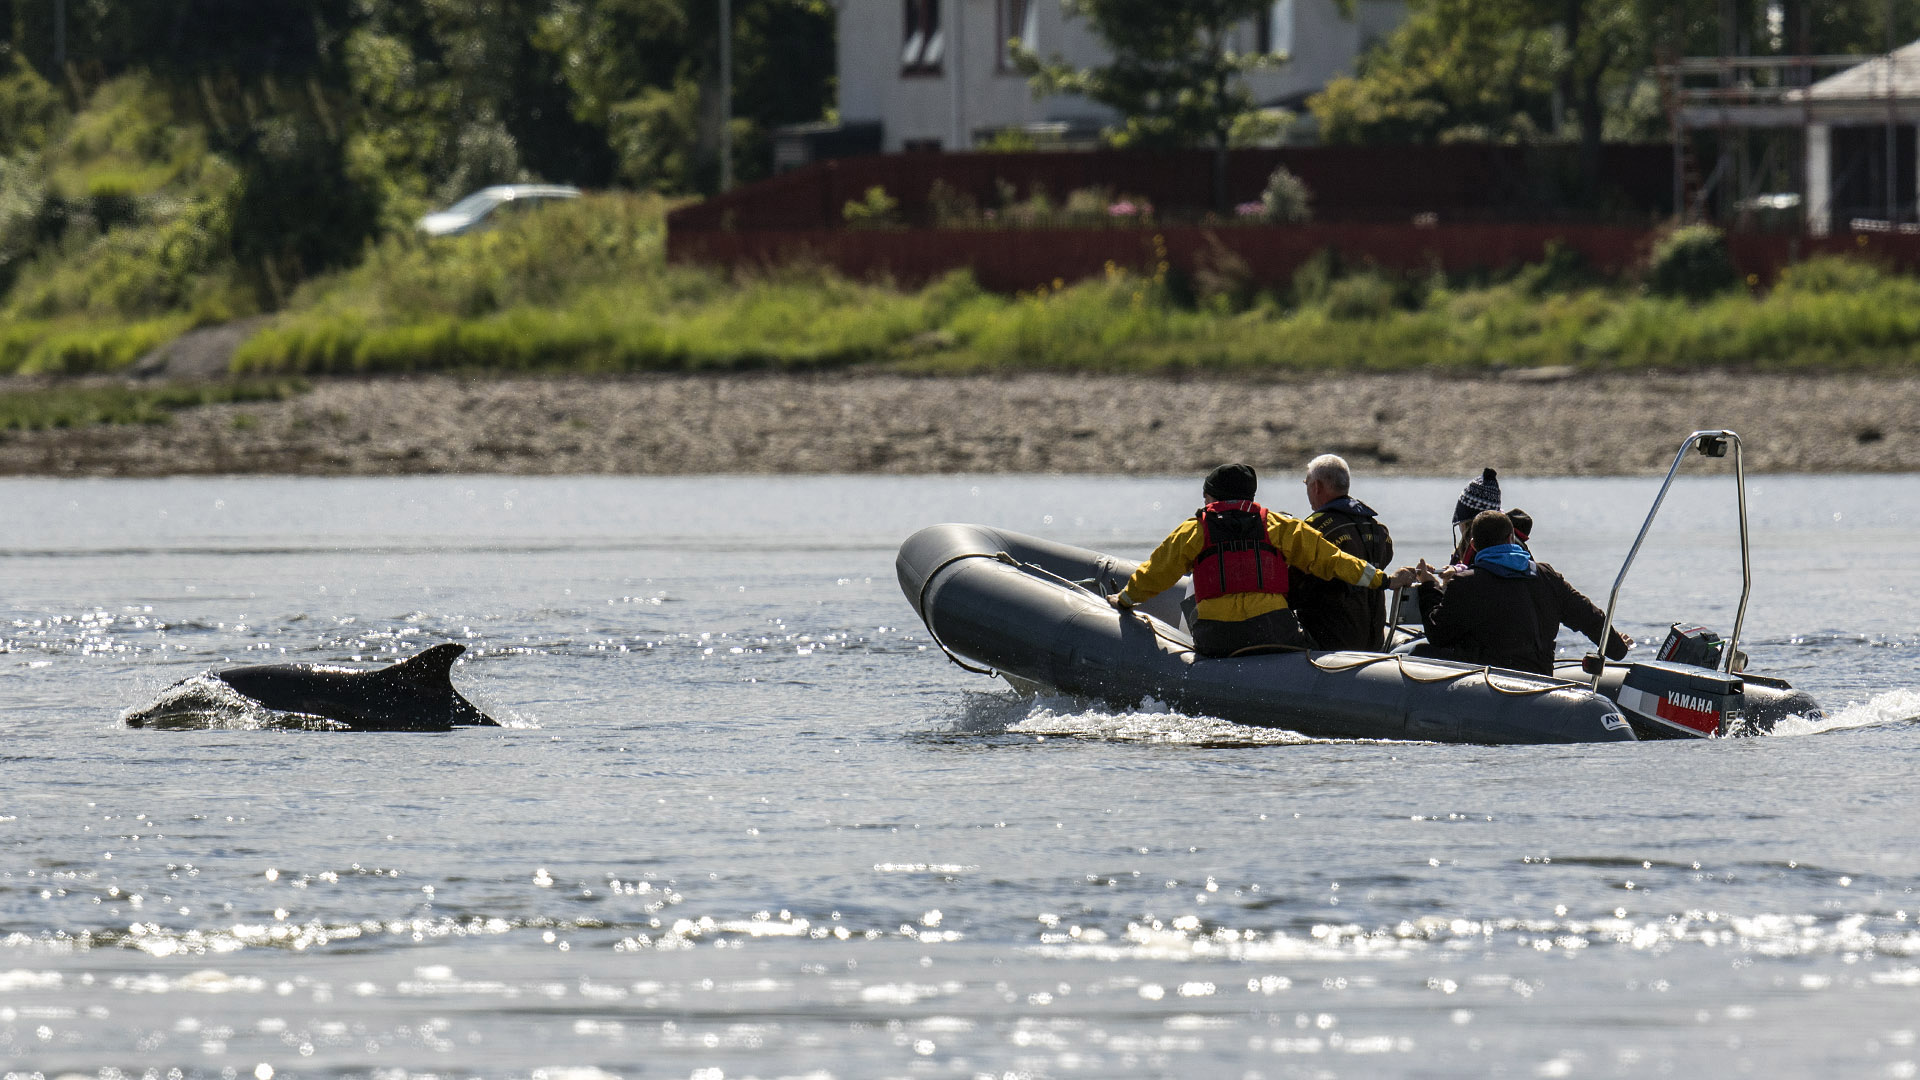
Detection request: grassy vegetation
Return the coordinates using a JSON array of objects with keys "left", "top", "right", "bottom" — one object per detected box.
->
[
  {"left": 0, "top": 379, "right": 309, "bottom": 431},
  {"left": 223, "top": 199, "right": 1920, "bottom": 375},
  {"left": 0, "top": 315, "right": 193, "bottom": 375},
  {"left": 232, "top": 192, "right": 979, "bottom": 374},
  {"left": 9, "top": 83, "right": 1920, "bottom": 382},
  {"left": 9, "top": 59, "right": 1920, "bottom": 390}
]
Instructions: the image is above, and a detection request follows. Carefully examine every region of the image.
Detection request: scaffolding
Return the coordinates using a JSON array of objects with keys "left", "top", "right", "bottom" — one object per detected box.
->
[{"left": 1661, "top": 45, "right": 1920, "bottom": 234}]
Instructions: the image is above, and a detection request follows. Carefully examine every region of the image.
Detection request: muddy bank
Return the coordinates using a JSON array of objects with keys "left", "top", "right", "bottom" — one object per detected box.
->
[{"left": 1, "top": 370, "right": 1914, "bottom": 476}]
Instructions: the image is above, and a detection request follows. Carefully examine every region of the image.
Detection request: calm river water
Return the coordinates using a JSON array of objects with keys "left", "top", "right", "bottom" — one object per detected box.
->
[{"left": 2, "top": 473, "right": 1918, "bottom": 1079}]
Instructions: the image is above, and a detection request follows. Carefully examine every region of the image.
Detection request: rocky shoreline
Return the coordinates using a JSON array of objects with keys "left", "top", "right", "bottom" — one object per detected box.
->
[{"left": 2, "top": 370, "right": 1916, "bottom": 477}]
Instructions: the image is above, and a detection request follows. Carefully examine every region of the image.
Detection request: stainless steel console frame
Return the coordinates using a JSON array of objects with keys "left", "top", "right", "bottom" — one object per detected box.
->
[{"left": 1592, "top": 429, "right": 1750, "bottom": 689}]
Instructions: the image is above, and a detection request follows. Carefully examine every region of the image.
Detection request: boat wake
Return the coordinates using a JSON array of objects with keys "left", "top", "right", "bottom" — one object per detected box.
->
[
  {"left": 939, "top": 690, "right": 1382, "bottom": 747},
  {"left": 1765, "top": 687, "right": 1920, "bottom": 737}
]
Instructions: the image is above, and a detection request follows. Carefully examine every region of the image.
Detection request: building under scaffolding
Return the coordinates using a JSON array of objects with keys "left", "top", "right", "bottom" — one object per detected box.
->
[{"left": 1668, "top": 43, "right": 1920, "bottom": 235}]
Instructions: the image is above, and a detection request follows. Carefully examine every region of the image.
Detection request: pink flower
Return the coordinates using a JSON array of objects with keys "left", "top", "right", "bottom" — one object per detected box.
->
[
  {"left": 1109, "top": 201, "right": 1137, "bottom": 216},
  {"left": 1235, "top": 201, "right": 1265, "bottom": 217}
]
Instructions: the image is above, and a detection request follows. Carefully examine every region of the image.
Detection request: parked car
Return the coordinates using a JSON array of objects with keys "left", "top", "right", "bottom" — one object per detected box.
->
[{"left": 415, "top": 184, "right": 581, "bottom": 237}]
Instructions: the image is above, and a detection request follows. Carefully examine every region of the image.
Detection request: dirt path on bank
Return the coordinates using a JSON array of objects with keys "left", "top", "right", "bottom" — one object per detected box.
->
[{"left": 1, "top": 370, "right": 1915, "bottom": 477}]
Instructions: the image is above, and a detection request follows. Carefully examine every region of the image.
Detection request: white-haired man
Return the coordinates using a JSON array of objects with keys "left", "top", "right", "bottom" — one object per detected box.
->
[{"left": 1291, "top": 453, "right": 1396, "bottom": 651}]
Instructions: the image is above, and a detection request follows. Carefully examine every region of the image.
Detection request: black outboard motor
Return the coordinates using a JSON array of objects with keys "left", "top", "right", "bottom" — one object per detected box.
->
[
  {"left": 1600, "top": 623, "right": 1820, "bottom": 738},
  {"left": 1657, "top": 624, "right": 1724, "bottom": 668}
]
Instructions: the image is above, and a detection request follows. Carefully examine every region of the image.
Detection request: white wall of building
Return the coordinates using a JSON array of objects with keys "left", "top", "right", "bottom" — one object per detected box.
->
[
  {"left": 836, "top": 0, "right": 1406, "bottom": 152},
  {"left": 1805, "top": 123, "right": 1830, "bottom": 236}
]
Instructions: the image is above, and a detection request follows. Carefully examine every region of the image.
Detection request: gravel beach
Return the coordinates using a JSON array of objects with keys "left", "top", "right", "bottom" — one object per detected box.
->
[{"left": 3, "top": 370, "right": 1916, "bottom": 476}]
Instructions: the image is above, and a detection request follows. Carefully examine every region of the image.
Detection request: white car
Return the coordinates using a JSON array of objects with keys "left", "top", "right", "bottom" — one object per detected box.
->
[{"left": 415, "top": 184, "right": 582, "bottom": 237}]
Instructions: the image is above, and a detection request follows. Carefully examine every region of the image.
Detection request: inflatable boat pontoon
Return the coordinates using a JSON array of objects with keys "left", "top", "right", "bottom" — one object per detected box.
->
[{"left": 897, "top": 430, "right": 1819, "bottom": 745}]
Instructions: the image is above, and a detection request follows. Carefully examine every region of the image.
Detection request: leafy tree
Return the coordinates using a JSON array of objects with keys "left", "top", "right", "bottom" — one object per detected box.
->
[
  {"left": 1018, "top": 0, "right": 1285, "bottom": 210},
  {"left": 0, "top": 0, "right": 835, "bottom": 314},
  {"left": 1311, "top": 0, "right": 1559, "bottom": 145},
  {"left": 537, "top": 0, "right": 832, "bottom": 192},
  {"left": 1314, "top": 0, "right": 1920, "bottom": 163}
]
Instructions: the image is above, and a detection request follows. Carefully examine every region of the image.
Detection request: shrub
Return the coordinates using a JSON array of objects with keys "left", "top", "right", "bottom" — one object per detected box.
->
[
  {"left": 1773, "top": 254, "right": 1887, "bottom": 295},
  {"left": 1192, "top": 233, "right": 1255, "bottom": 313},
  {"left": 1323, "top": 272, "right": 1397, "bottom": 320},
  {"left": 1289, "top": 248, "right": 1342, "bottom": 306},
  {"left": 0, "top": 56, "right": 66, "bottom": 152},
  {"left": 993, "top": 183, "right": 1053, "bottom": 228},
  {"left": 1646, "top": 224, "right": 1738, "bottom": 300},
  {"left": 1061, "top": 185, "right": 1113, "bottom": 224},
  {"left": 1259, "top": 166, "right": 1313, "bottom": 224},
  {"left": 1514, "top": 239, "right": 1595, "bottom": 296},
  {"left": 842, "top": 185, "right": 901, "bottom": 229},
  {"left": 927, "top": 179, "right": 977, "bottom": 226}
]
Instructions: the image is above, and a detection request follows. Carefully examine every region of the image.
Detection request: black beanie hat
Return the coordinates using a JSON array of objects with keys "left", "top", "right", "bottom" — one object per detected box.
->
[
  {"left": 1506, "top": 508, "right": 1533, "bottom": 540},
  {"left": 1204, "top": 463, "right": 1258, "bottom": 501},
  {"left": 1452, "top": 467, "right": 1501, "bottom": 524}
]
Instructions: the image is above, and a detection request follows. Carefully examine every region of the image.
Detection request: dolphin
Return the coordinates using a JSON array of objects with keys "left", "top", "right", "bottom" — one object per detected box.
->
[{"left": 126, "top": 642, "right": 498, "bottom": 732}]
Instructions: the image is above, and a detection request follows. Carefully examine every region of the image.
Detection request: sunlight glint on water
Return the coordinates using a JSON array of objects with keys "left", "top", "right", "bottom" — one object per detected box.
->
[{"left": 1, "top": 473, "right": 1918, "bottom": 1078}]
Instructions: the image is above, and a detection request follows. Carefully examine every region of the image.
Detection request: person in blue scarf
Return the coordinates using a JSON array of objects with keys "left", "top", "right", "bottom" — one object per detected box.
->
[{"left": 1412, "top": 510, "right": 1632, "bottom": 675}]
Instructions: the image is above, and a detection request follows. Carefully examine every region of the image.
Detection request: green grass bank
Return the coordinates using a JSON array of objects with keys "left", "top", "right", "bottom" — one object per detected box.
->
[{"left": 11, "top": 193, "right": 1920, "bottom": 380}]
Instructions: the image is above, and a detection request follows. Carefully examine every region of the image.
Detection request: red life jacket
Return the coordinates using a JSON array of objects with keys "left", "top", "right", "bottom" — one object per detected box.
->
[{"left": 1192, "top": 500, "right": 1288, "bottom": 600}]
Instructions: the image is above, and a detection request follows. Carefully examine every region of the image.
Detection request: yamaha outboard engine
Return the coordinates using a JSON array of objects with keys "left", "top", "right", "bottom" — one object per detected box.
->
[
  {"left": 1596, "top": 623, "right": 1821, "bottom": 738},
  {"left": 1615, "top": 659, "right": 1746, "bottom": 738}
]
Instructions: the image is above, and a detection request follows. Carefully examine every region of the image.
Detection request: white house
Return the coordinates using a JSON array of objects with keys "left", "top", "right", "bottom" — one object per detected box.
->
[{"left": 831, "top": 0, "right": 1407, "bottom": 154}]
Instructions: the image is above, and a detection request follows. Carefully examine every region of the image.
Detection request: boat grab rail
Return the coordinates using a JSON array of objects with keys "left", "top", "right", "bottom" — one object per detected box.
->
[
  {"left": 1590, "top": 430, "right": 1750, "bottom": 691},
  {"left": 922, "top": 550, "right": 1585, "bottom": 699},
  {"left": 1305, "top": 650, "right": 1588, "bottom": 697}
]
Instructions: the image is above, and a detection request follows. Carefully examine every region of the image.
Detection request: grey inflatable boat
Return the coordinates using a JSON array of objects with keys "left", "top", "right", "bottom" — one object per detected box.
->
[
  {"left": 897, "top": 431, "right": 1820, "bottom": 745},
  {"left": 897, "top": 521, "right": 1638, "bottom": 744}
]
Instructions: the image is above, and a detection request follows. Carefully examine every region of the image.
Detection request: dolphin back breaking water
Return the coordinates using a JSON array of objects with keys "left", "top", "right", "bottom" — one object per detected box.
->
[{"left": 125, "top": 642, "right": 496, "bottom": 731}]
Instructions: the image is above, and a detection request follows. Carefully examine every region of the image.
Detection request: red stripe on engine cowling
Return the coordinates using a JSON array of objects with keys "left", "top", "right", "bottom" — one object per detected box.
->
[{"left": 1655, "top": 698, "right": 1719, "bottom": 734}]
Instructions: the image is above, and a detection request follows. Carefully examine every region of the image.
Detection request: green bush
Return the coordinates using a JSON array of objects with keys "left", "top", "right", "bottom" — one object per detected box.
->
[
  {"left": 1259, "top": 165, "right": 1313, "bottom": 224},
  {"left": 0, "top": 56, "right": 66, "bottom": 152},
  {"left": 1646, "top": 224, "right": 1738, "bottom": 300},
  {"left": 842, "top": 185, "right": 901, "bottom": 229},
  {"left": 1773, "top": 254, "right": 1888, "bottom": 295},
  {"left": 1322, "top": 272, "right": 1398, "bottom": 320}
]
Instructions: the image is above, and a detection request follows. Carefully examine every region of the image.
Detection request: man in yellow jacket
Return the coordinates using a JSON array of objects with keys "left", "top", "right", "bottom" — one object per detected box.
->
[{"left": 1108, "top": 463, "right": 1414, "bottom": 657}]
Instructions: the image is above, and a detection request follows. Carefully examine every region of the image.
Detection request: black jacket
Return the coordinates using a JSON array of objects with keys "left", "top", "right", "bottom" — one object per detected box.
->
[
  {"left": 1290, "top": 497, "right": 1394, "bottom": 651},
  {"left": 1414, "top": 560, "right": 1628, "bottom": 675}
]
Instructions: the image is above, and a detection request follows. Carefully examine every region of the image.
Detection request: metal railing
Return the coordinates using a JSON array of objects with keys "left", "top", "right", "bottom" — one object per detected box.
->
[{"left": 1591, "top": 430, "right": 1750, "bottom": 689}]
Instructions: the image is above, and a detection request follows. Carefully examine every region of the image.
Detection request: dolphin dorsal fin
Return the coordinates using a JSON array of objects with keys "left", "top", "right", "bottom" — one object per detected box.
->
[{"left": 387, "top": 643, "right": 466, "bottom": 689}]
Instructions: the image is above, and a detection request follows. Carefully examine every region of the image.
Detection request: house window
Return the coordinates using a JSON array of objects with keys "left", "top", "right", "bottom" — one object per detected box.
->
[
  {"left": 997, "top": 0, "right": 1039, "bottom": 71},
  {"left": 903, "top": 0, "right": 944, "bottom": 76},
  {"left": 1254, "top": 0, "right": 1293, "bottom": 56}
]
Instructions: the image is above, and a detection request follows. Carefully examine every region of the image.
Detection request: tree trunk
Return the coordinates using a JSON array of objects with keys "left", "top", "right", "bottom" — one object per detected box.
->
[
  {"left": 1213, "top": 48, "right": 1232, "bottom": 215},
  {"left": 1558, "top": 0, "right": 1583, "bottom": 136}
]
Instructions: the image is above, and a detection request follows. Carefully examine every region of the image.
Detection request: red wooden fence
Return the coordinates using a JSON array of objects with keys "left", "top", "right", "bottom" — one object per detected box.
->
[
  {"left": 668, "top": 222, "right": 1920, "bottom": 293},
  {"left": 667, "top": 145, "right": 1676, "bottom": 233}
]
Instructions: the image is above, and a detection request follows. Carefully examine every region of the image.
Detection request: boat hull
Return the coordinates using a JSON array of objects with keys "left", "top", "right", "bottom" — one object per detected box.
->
[{"left": 899, "top": 524, "right": 1638, "bottom": 745}]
